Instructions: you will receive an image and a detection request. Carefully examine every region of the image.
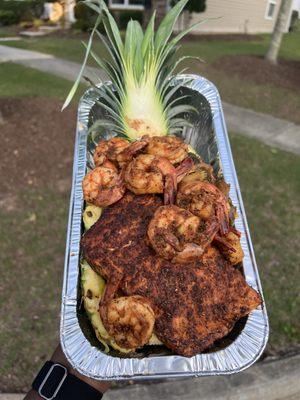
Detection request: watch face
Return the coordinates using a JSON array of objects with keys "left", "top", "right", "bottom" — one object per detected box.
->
[{"left": 39, "top": 364, "right": 67, "bottom": 399}]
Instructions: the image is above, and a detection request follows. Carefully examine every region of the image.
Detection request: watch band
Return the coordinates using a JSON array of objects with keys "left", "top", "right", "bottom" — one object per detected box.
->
[{"left": 32, "top": 361, "right": 103, "bottom": 400}]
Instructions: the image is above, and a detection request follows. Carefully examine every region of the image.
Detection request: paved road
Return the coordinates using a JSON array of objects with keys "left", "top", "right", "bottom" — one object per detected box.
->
[{"left": 0, "top": 44, "right": 299, "bottom": 155}]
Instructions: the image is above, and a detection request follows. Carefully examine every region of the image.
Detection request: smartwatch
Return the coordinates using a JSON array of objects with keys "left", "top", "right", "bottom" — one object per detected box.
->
[{"left": 32, "top": 361, "right": 103, "bottom": 400}]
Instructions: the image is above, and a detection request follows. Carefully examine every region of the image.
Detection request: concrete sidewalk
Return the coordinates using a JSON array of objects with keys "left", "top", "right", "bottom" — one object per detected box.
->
[
  {"left": 0, "top": 44, "right": 53, "bottom": 62},
  {"left": 1, "top": 353, "right": 299, "bottom": 400},
  {"left": 223, "top": 103, "right": 300, "bottom": 155},
  {"left": 0, "top": 43, "right": 299, "bottom": 156},
  {"left": 0, "top": 44, "right": 104, "bottom": 83}
]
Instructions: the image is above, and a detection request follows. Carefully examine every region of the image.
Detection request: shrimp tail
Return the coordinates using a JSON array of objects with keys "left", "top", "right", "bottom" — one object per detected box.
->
[
  {"left": 199, "top": 220, "right": 219, "bottom": 249},
  {"left": 164, "top": 174, "right": 177, "bottom": 205},
  {"left": 162, "top": 230, "right": 183, "bottom": 251},
  {"left": 214, "top": 234, "right": 237, "bottom": 253},
  {"left": 175, "top": 157, "right": 194, "bottom": 183},
  {"left": 123, "top": 137, "right": 149, "bottom": 157},
  {"left": 164, "top": 157, "right": 193, "bottom": 204},
  {"left": 229, "top": 226, "right": 242, "bottom": 237},
  {"left": 216, "top": 202, "right": 230, "bottom": 236},
  {"left": 172, "top": 243, "right": 205, "bottom": 263},
  {"left": 101, "top": 272, "right": 122, "bottom": 305}
]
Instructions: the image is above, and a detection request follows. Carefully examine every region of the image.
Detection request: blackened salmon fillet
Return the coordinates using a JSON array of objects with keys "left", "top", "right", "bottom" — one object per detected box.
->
[{"left": 81, "top": 192, "right": 261, "bottom": 356}]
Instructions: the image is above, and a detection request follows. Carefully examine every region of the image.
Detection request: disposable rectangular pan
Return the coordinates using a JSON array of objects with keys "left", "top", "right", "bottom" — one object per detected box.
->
[{"left": 60, "top": 74, "right": 269, "bottom": 380}]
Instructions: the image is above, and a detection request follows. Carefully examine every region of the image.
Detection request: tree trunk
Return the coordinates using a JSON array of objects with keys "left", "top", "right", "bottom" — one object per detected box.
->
[{"left": 265, "top": 0, "right": 292, "bottom": 64}]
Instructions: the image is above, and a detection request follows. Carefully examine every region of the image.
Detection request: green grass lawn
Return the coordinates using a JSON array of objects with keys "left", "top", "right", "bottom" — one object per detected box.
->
[
  {"left": 200, "top": 68, "right": 300, "bottom": 123},
  {"left": 0, "top": 188, "right": 69, "bottom": 392},
  {"left": 2, "top": 30, "right": 300, "bottom": 123},
  {"left": 0, "top": 26, "right": 18, "bottom": 38},
  {"left": 0, "top": 62, "right": 299, "bottom": 391},
  {"left": 0, "top": 62, "right": 84, "bottom": 101},
  {"left": 3, "top": 31, "right": 300, "bottom": 63},
  {"left": 230, "top": 134, "right": 300, "bottom": 351}
]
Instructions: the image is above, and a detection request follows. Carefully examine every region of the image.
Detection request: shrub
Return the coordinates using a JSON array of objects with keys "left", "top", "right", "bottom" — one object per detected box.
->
[
  {"left": 73, "top": 0, "right": 108, "bottom": 32},
  {"left": 72, "top": 1, "right": 142, "bottom": 33},
  {"left": 0, "top": 0, "right": 44, "bottom": 25},
  {"left": 119, "top": 10, "right": 143, "bottom": 30},
  {"left": 171, "top": 0, "right": 206, "bottom": 14},
  {"left": 19, "top": 18, "right": 42, "bottom": 29},
  {"left": 72, "top": 18, "right": 91, "bottom": 32},
  {"left": 74, "top": 1, "right": 98, "bottom": 30},
  {"left": 0, "top": 10, "right": 17, "bottom": 25}
]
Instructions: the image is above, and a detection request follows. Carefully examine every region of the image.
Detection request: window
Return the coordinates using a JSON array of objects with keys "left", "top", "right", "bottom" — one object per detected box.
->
[
  {"left": 265, "top": 0, "right": 277, "bottom": 20},
  {"left": 109, "top": 0, "right": 144, "bottom": 10}
]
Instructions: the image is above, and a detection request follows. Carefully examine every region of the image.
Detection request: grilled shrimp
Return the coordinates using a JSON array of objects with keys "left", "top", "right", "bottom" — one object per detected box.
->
[
  {"left": 146, "top": 136, "right": 188, "bottom": 164},
  {"left": 176, "top": 180, "right": 230, "bottom": 235},
  {"left": 100, "top": 295, "right": 155, "bottom": 349},
  {"left": 93, "top": 137, "right": 130, "bottom": 167},
  {"left": 124, "top": 154, "right": 193, "bottom": 204},
  {"left": 116, "top": 136, "right": 149, "bottom": 168},
  {"left": 215, "top": 228, "right": 244, "bottom": 265},
  {"left": 82, "top": 161, "right": 125, "bottom": 207},
  {"left": 147, "top": 205, "right": 219, "bottom": 263},
  {"left": 123, "top": 154, "right": 175, "bottom": 200},
  {"left": 180, "top": 160, "right": 215, "bottom": 185},
  {"left": 99, "top": 275, "right": 155, "bottom": 350}
]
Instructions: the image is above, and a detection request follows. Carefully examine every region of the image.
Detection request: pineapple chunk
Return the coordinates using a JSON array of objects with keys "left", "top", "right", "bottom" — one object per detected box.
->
[
  {"left": 81, "top": 261, "right": 162, "bottom": 352},
  {"left": 188, "top": 144, "right": 197, "bottom": 155},
  {"left": 81, "top": 260, "right": 132, "bottom": 353},
  {"left": 148, "top": 333, "right": 163, "bottom": 346},
  {"left": 81, "top": 260, "right": 109, "bottom": 340},
  {"left": 83, "top": 204, "right": 102, "bottom": 231}
]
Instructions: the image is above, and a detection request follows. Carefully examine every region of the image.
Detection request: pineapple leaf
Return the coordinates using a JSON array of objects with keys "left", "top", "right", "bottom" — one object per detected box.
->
[
  {"left": 132, "top": 21, "right": 144, "bottom": 81},
  {"left": 165, "top": 94, "right": 190, "bottom": 111},
  {"left": 101, "top": 4, "right": 124, "bottom": 59},
  {"left": 81, "top": 0, "right": 102, "bottom": 14},
  {"left": 95, "top": 100, "right": 124, "bottom": 127},
  {"left": 88, "top": 119, "right": 124, "bottom": 134},
  {"left": 163, "top": 81, "right": 185, "bottom": 105},
  {"left": 167, "top": 104, "right": 197, "bottom": 119},
  {"left": 61, "top": 15, "right": 101, "bottom": 110},
  {"left": 141, "top": 11, "right": 156, "bottom": 57},
  {"left": 154, "top": 0, "right": 188, "bottom": 52},
  {"left": 95, "top": 30, "right": 122, "bottom": 74},
  {"left": 89, "top": 49, "right": 125, "bottom": 99}
]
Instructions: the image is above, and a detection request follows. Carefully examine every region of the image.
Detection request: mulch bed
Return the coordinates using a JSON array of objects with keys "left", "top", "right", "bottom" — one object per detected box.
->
[
  {"left": 212, "top": 55, "right": 300, "bottom": 92},
  {"left": 0, "top": 98, "right": 77, "bottom": 196}
]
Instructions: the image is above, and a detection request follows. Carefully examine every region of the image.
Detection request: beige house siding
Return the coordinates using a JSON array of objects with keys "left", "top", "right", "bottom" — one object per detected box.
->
[{"left": 187, "top": 0, "right": 284, "bottom": 34}]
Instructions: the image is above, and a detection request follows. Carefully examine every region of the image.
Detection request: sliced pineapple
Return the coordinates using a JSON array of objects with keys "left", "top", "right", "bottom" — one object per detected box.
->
[
  {"left": 148, "top": 333, "right": 163, "bottom": 346},
  {"left": 81, "top": 260, "right": 109, "bottom": 340},
  {"left": 81, "top": 260, "right": 132, "bottom": 353},
  {"left": 83, "top": 204, "right": 102, "bottom": 230},
  {"left": 188, "top": 144, "right": 197, "bottom": 155},
  {"left": 81, "top": 260, "right": 162, "bottom": 352}
]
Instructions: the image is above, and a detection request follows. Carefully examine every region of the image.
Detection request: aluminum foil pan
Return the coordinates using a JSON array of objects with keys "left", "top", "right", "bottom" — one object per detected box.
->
[{"left": 60, "top": 74, "right": 269, "bottom": 380}]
